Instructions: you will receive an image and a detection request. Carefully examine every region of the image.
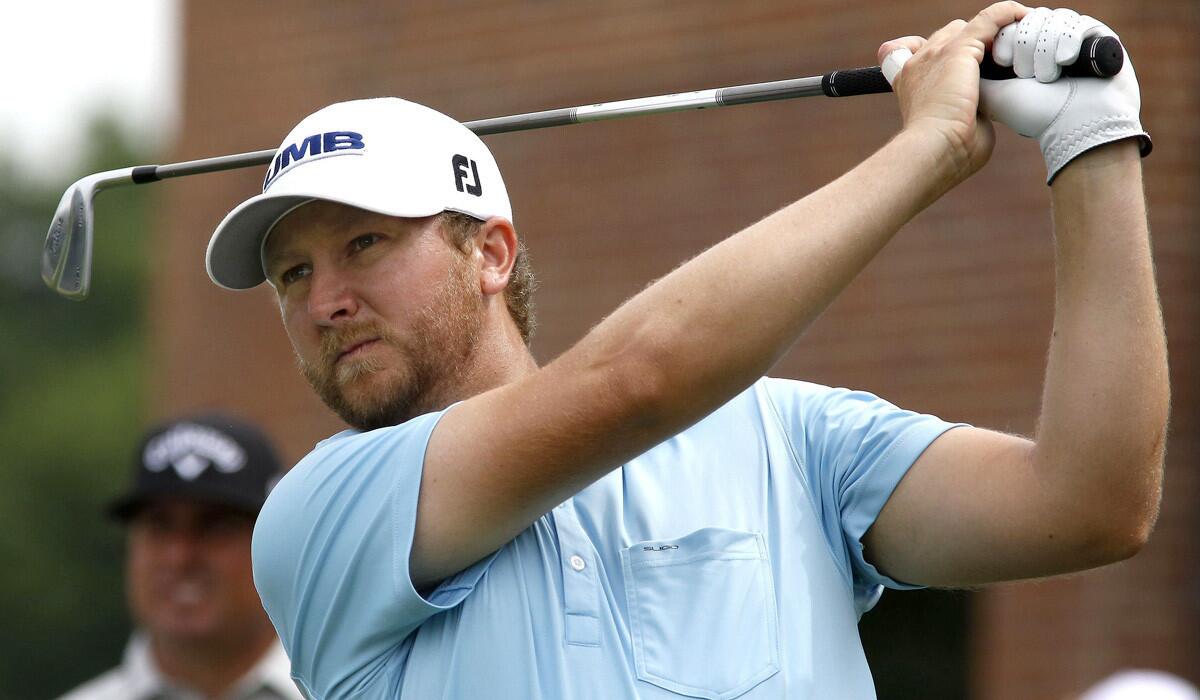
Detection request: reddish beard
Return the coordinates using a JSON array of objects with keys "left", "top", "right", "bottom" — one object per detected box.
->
[{"left": 298, "top": 259, "right": 483, "bottom": 431}]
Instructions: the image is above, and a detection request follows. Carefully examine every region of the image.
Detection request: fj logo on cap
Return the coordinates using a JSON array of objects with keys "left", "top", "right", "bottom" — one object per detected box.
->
[
  {"left": 262, "top": 131, "right": 366, "bottom": 191},
  {"left": 452, "top": 154, "right": 483, "bottom": 196}
]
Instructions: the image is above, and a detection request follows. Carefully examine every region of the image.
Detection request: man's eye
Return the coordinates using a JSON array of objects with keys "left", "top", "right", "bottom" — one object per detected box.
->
[
  {"left": 351, "top": 234, "right": 380, "bottom": 252},
  {"left": 280, "top": 264, "right": 310, "bottom": 286},
  {"left": 200, "top": 513, "right": 253, "bottom": 537},
  {"left": 133, "top": 513, "right": 172, "bottom": 534}
]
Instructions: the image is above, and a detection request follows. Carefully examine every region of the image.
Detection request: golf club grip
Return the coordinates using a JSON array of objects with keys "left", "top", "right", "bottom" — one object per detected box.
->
[
  {"left": 980, "top": 35, "right": 1123, "bottom": 80},
  {"left": 822, "top": 35, "right": 1124, "bottom": 97},
  {"left": 821, "top": 68, "right": 892, "bottom": 97}
]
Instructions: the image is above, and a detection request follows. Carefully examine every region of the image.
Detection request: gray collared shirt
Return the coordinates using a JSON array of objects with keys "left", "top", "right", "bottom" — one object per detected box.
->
[{"left": 58, "top": 633, "right": 302, "bottom": 700}]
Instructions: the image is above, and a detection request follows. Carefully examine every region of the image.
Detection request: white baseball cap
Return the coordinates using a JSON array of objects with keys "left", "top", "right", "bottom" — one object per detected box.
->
[{"left": 206, "top": 97, "right": 512, "bottom": 290}]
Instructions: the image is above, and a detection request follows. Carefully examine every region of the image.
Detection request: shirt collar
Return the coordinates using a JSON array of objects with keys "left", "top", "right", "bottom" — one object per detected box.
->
[
  {"left": 120, "top": 633, "right": 299, "bottom": 699},
  {"left": 228, "top": 639, "right": 299, "bottom": 698},
  {"left": 121, "top": 634, "right": 169, "bottom": 700}
]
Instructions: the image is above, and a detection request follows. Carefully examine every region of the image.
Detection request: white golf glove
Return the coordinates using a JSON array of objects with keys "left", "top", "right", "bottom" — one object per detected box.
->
[{"left": 979, "top": 7, "right": 1151, "bottom": 183}]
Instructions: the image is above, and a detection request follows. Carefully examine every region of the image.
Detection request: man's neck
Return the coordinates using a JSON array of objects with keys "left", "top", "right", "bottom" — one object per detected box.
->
[
  {"left": 454, "top": 314, "right": 540, "bottom": 398},
  {"left": 396, "top": 313, "right": 539, "bottom": 424},
  {"left": 150, "top": 624, "right": 277, "bottom": 699}
]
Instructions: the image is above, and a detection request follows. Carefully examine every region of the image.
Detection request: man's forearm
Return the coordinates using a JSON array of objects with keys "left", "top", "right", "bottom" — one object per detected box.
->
[{"left": 1035, "top": 139, "right": 1169, "bottom": 552}]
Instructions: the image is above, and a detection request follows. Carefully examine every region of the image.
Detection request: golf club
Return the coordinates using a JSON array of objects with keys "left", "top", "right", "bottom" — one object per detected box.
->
[{"left": 41, "top": 35, "right": 1123, "bottom": 300}]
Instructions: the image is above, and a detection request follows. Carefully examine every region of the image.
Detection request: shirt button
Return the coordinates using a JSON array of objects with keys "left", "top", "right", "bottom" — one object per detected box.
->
[{"left": 569, "top": 555, "right": 586, "bottom": 572}]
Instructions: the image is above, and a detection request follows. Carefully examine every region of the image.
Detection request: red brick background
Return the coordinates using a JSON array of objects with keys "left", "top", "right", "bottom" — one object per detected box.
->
[{"left": 152, "top": 2, "right": 1198, "bottom": 697}]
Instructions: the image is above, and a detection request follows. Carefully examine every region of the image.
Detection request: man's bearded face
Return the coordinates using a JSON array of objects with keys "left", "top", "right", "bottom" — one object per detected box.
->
[{"left": 298, "top": 256, "right": 482, "bottom": 431}]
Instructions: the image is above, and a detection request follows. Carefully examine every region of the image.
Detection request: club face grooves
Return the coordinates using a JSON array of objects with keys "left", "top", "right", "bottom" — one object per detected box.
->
[
  {"left": 41, "top": 184, "right": 94, "bottom": 300},
  {"left": 41, "top": 202, "right": 69, "bottom": 286},
  {"left": 60, "top": 187, "right": 93, "bottom": 299}
]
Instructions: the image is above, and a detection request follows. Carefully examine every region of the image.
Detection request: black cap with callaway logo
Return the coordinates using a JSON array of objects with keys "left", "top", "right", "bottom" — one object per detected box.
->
[{"left": 107, "top": 413, "right": 285, "bottom": 521}]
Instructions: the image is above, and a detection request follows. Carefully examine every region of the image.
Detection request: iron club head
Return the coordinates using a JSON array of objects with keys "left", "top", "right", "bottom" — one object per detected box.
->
[{"left": 42, "top": 168, "right": 135, "bottom": 300}]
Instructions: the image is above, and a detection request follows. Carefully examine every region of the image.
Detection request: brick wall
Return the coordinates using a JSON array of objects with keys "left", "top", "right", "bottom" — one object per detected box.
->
[{"left": 155, "top": 2, "right": 1199, "bottom": 697}]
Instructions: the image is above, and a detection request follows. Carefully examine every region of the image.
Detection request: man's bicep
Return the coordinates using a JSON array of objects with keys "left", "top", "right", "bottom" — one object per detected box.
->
[{"left": 864, "top": 426, "right": 1096, "bottom": 588}]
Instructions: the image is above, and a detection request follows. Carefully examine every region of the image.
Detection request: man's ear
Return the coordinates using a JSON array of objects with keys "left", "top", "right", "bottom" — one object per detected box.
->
[{"left": 475, "top": 216, "right": 518, "bottom": 297}]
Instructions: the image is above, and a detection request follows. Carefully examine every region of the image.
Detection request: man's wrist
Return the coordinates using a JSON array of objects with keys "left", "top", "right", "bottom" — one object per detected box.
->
[
  {"left": 884, "top": 127, "right": 971, "bottom": 207},
  {"left": 1044, "top": 124, "right": 1148, "bottom": 184},
  {"left": 1050, "top": 138, "right": 1141, "bottom": 193}
]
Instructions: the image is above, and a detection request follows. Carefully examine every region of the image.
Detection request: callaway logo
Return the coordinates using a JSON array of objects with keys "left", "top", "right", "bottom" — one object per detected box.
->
[
  {"left": 263, "top": 131, "right": 365, "bottom": 191},
  {"left": 143, "top": 424, "right": 247, "bottom": 481}
]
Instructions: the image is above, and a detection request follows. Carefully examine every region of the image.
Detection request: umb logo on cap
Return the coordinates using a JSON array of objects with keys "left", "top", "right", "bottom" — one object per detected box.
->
[
  {"left": 143, "top": 424, "right": 247, "bottom": 481},
  {"left": 263, "top": 131, "right": 366, "bottom": 191}
]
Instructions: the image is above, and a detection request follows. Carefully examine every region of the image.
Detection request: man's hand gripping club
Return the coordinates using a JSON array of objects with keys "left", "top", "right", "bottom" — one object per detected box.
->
[
  {"left": 882, "top": 5, "right": 1150, "bottom": 183},
  {"left": 875, "top": 2, "right": 1034, "bottom": 186}
]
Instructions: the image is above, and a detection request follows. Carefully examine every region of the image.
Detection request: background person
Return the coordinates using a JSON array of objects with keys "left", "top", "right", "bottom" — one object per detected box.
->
[{"left": 60, "top": 414, "right": 302, "bottom": 700}]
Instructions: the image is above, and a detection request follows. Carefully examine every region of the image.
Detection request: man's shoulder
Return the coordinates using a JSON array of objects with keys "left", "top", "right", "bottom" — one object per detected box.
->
[
  {"left": 253, "top": 420, "right": 433, "bottom": 555},
  {"left": 755, "top": 376, "right": 891, "bottom": 420},
  {"left": 57, "top": 667, "right": 129, "bottom": 700},
  {"left": 266, "top": 410, "right": 449, "bottom": 508},
  {"left": 704, "top": 377, "right": 837, "bottom": 424},
  {"left": 758, "top": 375, "right": 837, "bottom": 398},
  {"left": 303, "top": 410, "right": 448, "bottom": 469},
  {"left": 251, "top": 413, "right": 452, "bottom": 656}
]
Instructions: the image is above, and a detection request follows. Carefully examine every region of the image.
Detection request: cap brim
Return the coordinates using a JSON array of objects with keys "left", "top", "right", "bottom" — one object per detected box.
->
[
  {"left": 206, "top": 195, "right": 312, "bottom": 290},
  {"left": 106, "top": 485, "right": 265, "bottom": 522},
  {"left": 206, "top": 154, "right": 455, "bottom": 290}
]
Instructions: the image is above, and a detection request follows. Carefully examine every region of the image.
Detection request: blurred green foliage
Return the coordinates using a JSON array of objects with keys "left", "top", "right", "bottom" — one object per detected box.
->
[{"left": 0, "top": 117, "right": 153, "bottom": 698}]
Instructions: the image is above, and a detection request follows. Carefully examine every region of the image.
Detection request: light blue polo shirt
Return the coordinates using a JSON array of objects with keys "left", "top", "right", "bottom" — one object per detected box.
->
[{"left": 253, "top": 378, "right": 961, "bottom": 699}]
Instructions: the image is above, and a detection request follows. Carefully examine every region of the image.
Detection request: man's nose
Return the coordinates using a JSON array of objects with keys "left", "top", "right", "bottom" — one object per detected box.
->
[
  {"left": 307, "top": 267, "right": 360, "bottom": 325},
  {"left": 160, "top": 529, "right": 204, "bottom": 567}
]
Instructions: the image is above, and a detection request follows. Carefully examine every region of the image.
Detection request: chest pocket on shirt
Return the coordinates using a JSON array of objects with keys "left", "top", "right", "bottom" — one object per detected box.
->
[{"left": 621, "top": 528, "right": 780, "bottom": 699}]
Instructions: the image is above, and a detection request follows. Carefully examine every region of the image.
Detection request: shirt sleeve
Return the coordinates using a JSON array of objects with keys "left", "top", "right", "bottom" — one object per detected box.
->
[
  {"left": 251, "top": 408, "right": 496, "bottom": 698},
  {"left": 762, "top": 378, "right": 965, "bottom": 614}
]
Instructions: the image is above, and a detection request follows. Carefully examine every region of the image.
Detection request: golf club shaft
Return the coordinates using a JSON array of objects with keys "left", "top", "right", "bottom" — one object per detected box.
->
[
  {"left": 126, "top": 35, "right": 1122, "bottom": 183},
  {"left": 41, "top": 35, "right": 1123, "bottom": 301},
  {"left": 136, "top": 74, "right": 839, "bottom": 183},
  {"left": 138, "top": 74, "right": 846, "bottom": 186}
]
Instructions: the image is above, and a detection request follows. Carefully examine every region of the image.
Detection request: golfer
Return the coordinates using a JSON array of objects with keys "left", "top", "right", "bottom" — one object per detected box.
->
[{"left": 204, "top": 3, "right": 1166, "bottom": 698}]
